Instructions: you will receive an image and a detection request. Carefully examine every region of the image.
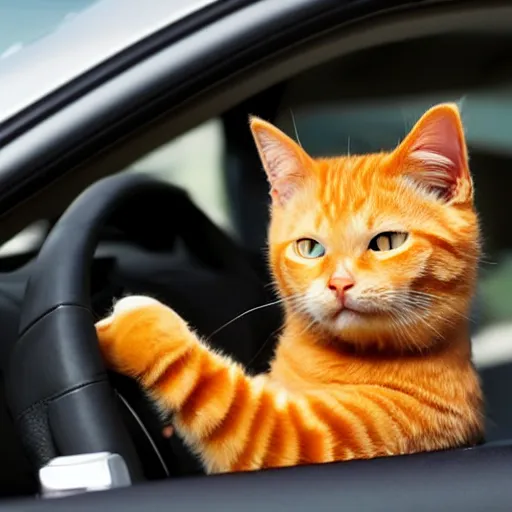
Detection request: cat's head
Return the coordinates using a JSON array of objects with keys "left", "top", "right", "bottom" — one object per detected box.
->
[{"left": 250, "top": 104, "right": 479, "bottom": 351}]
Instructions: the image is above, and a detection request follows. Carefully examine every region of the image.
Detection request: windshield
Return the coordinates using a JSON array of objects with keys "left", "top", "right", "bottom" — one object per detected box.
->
[
  {"left": 0, "top": 0, "right": 218, "bottom": 124},
  {"left": 0, "top": 0, "right": 99, "bottom": 60}
]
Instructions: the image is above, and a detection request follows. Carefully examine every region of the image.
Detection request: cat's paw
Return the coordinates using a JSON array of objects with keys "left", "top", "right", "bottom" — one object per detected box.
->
[{"left": 95, "top": 295, "right": 194, "bottom": 378}]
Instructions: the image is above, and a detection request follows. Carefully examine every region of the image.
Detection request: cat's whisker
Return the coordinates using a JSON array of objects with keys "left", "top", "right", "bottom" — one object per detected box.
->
[
  {"left": 387, "top": 310, "right": 422, "bottom": 351},
  {"left": 295, "top": 317, "right": 321, "bottom": 339},
  {"left": 398, "top": 305, "right": 445, "bottom": 341},
  {"left": 394, "top": 312, "right": 434, "bottom": 352},
  {"left": 404, "top": 292, "right": 472, "bottom": 322},
  {"left": 207, "top": 298, "right": 287, "bottom": 339},
  {"left": 289, "top": 108, "right": 302, "bottom": 148},
  {"left": 396, "top": 297, "right": 433, "bottom": 309},
  {"left": 246, "top": 324, "right": 284, "bottom": 369},
  {"left": 373, "top": 290, "right": 457, "bottom": 345},
  {"left": 283, "top": 292, "right": 325, "bottom": 314},
  {"left": 207, "top": 291, "right": 323, "bottom": 340}
]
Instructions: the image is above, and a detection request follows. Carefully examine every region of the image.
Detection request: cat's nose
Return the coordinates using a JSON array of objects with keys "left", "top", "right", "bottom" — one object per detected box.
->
[{"left": 328, "top": 277, "right": 355, "bottom": 301}]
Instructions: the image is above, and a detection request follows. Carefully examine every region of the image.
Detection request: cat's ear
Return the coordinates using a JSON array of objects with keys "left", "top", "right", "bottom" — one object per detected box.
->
[
  {"left": 395, "top": 103, "right": 472, "bottom": 203},
  {"left": 249, "top": 116, "right": 314, "bottom": 205}
]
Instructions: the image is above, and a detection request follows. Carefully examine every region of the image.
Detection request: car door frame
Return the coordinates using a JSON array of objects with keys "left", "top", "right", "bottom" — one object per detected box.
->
[{"left": 0, "top": 0, "right": 507, "bottom": 242}]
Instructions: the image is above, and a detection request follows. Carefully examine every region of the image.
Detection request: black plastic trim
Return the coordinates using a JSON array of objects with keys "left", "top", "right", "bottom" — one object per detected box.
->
[{"left": 2, "top": 444, "right": 512, "bottom": 511}]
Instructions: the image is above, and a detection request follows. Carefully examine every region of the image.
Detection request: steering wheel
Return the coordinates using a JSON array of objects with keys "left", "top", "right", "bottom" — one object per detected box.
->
[{"left": 4, "top": 173, "right": 226, "bottom": 484}]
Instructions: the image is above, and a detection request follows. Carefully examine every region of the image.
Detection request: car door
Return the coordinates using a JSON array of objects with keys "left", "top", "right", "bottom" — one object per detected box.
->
[{"left": 1, "top": 0, "right": 512, "bottom": 510}]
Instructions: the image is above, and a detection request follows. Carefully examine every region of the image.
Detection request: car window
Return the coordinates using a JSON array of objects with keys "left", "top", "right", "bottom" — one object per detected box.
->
[
  {"left": 0, "top": 117, "right": 230, "bottom": 258},
  {"left": 128, "top": 118, "right": 232, "bottom": 233},
  {"left": 0, "top": 0, "right": 98, "bottom": 58},
  {"left": 274, "top": 89, "right": 512, "bottom": 366}
]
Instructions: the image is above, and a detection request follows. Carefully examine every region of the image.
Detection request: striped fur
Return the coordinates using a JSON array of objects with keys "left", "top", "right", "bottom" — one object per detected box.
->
[{"left": 96, "top": 103, "right": 483, "bottom": 473}]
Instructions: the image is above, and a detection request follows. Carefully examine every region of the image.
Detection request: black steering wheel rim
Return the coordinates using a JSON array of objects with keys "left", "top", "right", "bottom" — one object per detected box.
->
[
  {"left": 4, "top": 173, "right": 199, "bottom": 481},
  {"left": 6, "top": 171, "right": 262, "bottom": 481}
]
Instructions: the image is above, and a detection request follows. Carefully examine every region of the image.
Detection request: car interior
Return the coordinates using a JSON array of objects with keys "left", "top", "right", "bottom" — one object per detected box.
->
[{"left": 1, "top": 15, "right": 512, "bottom": 507}]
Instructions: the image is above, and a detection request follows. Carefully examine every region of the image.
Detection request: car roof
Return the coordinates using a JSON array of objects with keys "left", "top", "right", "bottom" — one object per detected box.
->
[{"left": 0, "top": 0, "right": 220, "bottom": 124}]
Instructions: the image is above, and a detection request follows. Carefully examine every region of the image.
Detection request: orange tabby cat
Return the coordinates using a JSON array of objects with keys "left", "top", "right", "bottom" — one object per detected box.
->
[{"left": 96, "top": 103, "right": 483, "bottom": 474}]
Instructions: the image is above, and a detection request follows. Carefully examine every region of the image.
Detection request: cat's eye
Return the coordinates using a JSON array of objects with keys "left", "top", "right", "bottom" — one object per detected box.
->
[
  {"left": 369, "top": 232, "right": 408, "bottom": 252},
  {"left": 295, "top": 238, "right": 326, "bottom": 259}
]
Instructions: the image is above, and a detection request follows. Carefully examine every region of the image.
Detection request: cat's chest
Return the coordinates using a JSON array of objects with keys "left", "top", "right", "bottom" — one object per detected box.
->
[{"left": 268, "top": 344, "right": 433, "bottom": 393}]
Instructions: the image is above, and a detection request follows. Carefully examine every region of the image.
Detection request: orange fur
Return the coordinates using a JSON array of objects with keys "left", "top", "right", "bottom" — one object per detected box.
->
[{"left": 96, "top": 103, "right": 483, "bottom": 474}]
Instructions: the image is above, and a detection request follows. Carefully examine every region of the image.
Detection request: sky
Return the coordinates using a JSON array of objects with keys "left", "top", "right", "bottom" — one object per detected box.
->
[{"left": 0, "top": 0, "right": 96, "bottom": 56}]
